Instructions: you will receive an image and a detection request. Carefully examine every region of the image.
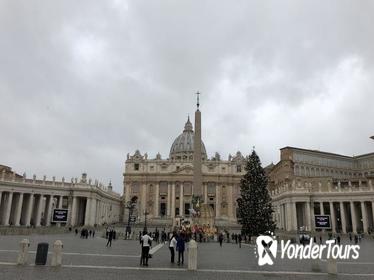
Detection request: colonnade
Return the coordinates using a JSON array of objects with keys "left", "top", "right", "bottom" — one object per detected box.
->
[
  {"left": 277, "top": 199, "right": 374, "bottom": 234},
  {"left": 0, "top": 190, "right": 121, "bottom": 227},
  {"left": 0, "top": 191, "right": 65, "bottom": 227}
]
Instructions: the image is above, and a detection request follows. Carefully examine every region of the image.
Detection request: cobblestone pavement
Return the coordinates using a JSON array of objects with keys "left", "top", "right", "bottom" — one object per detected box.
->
[{"left": 0, "top": 232, "right": 374, "bottom": 279}]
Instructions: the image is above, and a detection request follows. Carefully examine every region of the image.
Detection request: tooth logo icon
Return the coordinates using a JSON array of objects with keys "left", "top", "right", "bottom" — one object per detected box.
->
[{"left": 256, "top": 235, "right": 278, "bottom": 266}]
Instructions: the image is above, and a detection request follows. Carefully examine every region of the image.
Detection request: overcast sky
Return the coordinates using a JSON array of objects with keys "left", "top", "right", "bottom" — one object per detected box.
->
[{"left": 1, "top": 1, "right": 374, "bottom": 193}]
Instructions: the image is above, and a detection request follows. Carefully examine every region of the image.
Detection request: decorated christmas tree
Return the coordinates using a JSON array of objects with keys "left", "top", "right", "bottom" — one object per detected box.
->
[{"left": 237, "top": 150, "right": 275, "bottom": 236}]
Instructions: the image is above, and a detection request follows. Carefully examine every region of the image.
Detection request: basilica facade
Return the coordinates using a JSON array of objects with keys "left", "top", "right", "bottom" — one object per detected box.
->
[{"left": 123, "top": 109, "right": 246, "bottom": 228}]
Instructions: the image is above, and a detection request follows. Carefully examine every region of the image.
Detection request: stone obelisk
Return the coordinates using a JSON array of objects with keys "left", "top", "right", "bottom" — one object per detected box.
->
[{"left": 193, "top": 92, "right": 203, "bottom": 196}]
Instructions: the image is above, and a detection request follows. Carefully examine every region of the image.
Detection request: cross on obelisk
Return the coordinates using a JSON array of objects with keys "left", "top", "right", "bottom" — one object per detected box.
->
[{"left": 196, "top": 91, "right": 200, "bottom": 109}]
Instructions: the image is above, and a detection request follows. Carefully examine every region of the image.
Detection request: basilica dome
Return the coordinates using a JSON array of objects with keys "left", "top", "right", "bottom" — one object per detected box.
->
[{"left": 169, "top": 117, "right": 207, "bottom": 160}]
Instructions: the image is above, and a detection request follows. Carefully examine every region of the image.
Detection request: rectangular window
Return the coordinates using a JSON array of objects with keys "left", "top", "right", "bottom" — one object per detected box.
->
[
  {"left": 131, "top": 183, "right": 139, "bottom": 194},
  {"left": 184, "top": 203, "right": 190, "bottom": 215},
  {"left": 176, "top": 208, "right": 180, "bottom": 216},
  {"left": 207, "top": 182, "right": 216, "bottom": 195},
  {"left": 184, "top": 183, "right": 192, "bottom": 195},
  {"left": 160, "top": 203, "right": 166, "bottom": 216},
  {"left": 134, "top": 163, "right": 139, "bottom": 171},
  {"left": 236, "top": 165, "right": 242, "bottom": 172},
  {"left": 160, "top": 182, "right": 168, "bottom": 194}
]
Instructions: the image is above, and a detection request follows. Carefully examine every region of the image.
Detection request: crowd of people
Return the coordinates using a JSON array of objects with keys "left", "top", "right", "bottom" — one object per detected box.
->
[
  {"left": 75, "top": 228, "right": 96, "bottom": 239},
  {"left": 299, "top": 231, "right": 365, "bottom": 246}
]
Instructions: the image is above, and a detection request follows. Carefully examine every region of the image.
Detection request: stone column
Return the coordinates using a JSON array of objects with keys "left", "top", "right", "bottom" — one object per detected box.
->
[
  {"left": 310, "top": 201, "right": 315, "bottom": 232},
  {"left": 84, "top": 198, "right": 91, "bottom": 226},
  {"left": 180, "top": 183, "right": 184, "bottom": 217},
  {"left": 305, "top": 201, "right": 311, "bottom": 231},
  {"left": 56, "top": 196, "right": 63, "bottom": 227},
  {"left": 58, "top": 196, "right": 63, "bottom": 208},
  {"left": 350, "top": 201, "right": 357, "bottom": 234},
  {"left": 361, "top": 201, "right": 368, "bottom": 233},
  {"left": 285, "top": 202, "right": 292, "bottom": 231},
  {"left": 167, "top": 182, "right": 171, "bottom": 217},
  {"left": 171, "top": 182, "right": 175, "bottom": 218},
  {"left": 340, "top": 202, "right": 347, "bottom": 234},
  {"left": 95, "top": 200, "right": 99, "bottom": 224},
  {"left": 15, "top": 193, "right": 24, "bottom": 226},
  {"left": 283, "top": 204, "right": 287, "bottom": 230},
  {"left": 320, "top": 202, "right": 324, "bottom": 215},
  {"left": 4, "top": 192, "right": 13, "bottom": 226},
  {"left": 372, "top": 201, "right": 374, "bottom": 230},
  {"left": 227, "top": 185, "right": 234, "bottom": 220},
  {"left": 330, "top": 202, "right": 336, "bottom": 233},
  {"left": 125, "top": 183, "right": 130, "bottom": 203},
  {"left": 71, "top": 196, "right": 77, "bottom": 226},
  {"left": 90, "top": 199, "right": 97, "bottom": 226},
  {"left": 154, "top": 182, "right": 159, "bottom": 217},
  {"left": 25, "top": 194, "right": 34, "bottom": 227},
  {"left": 35, "top": 195, "right": 44, "bottom": 227},
  {"left": 46, "top": 195, "right": 54, "bottom": 226},
  {"left": 282, "top": 203, "right": 287, "bottom": 230},
  {"left": 204, "top": 183, "right": 208, "bottom": 204},
  {"left": 215, "top": 185, "right": 221, "bottom": 218},
  {"left": 141, "top": 184, "right": 146, "bottom": 217},
  {"left": 278, "top": 204, "right": 282, "bottom": 229},
  {"left": 291, "top": 201, "right": 297, "bottom": 231}
]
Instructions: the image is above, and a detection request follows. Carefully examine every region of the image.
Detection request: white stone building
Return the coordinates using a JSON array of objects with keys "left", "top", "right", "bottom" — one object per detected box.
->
[
  {"left": 269, "top": 147, "right": 374, "bottom": 234},
  {"left": 0, "top": 165, "right": 121, "bottom": 227}
]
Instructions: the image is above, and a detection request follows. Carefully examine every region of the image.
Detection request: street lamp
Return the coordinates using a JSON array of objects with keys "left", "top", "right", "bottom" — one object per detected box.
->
[
  {"left": 125, "top": 197, "right": 137, "bottom": 238},
  {"left": 143, "top": 210, "right": 149, "bottom": 233}
]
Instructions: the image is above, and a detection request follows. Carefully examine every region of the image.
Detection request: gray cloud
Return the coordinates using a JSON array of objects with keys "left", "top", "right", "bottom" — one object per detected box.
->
[{"left": 1, "top": 0, "right": 374, "bottom": 192}]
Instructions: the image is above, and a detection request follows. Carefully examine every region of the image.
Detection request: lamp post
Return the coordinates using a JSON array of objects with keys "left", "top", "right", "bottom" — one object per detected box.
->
[
  {"left": 126, "top": 197, "right": 137, "bottom": 238},
  {"left": 143, "top": 210, "right": 149, "bottom": 233}
]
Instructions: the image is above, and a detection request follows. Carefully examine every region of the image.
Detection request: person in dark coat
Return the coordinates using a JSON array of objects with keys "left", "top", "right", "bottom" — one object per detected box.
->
[
  {"left": 106, "top": 230, "right": 113, "bottom": 247},
  {"left": 176, "top": 234, "right": 185, "bottom": 265},
  {"left": 238, "top": 234, "right": 242, "bottom": 248},
  {"left": 218, "top": 233, "right": 224, "bottom": 247}
]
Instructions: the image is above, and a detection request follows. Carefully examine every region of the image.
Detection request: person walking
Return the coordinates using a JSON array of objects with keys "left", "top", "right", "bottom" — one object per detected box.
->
[
  {"left": 106, "top": 230, "right": 113, "bottom": 247},
  {"left": 238, "top": 234, "right": 242, "bottom": 248},
  {"left": 169, "top": 234, "right": 177, "bottom": 263},
  {"left": 141, "top": 231, "right": 153, "bottom": 266},
  {"left": 176, "top": 233, "right": 185, "bottom": 265},
  {"left": 218, "top": 232, "right": 224, "bottom": 247}
]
